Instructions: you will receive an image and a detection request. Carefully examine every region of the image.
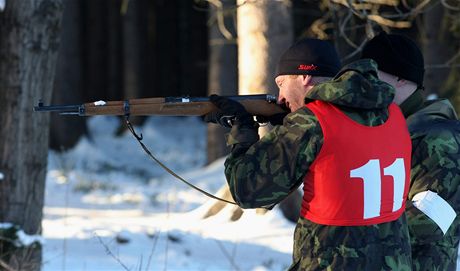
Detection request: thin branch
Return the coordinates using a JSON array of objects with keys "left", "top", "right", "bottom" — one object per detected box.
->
[
  {"left": 95, "top": 233, "right": 131, "bottom": 271},
  {"left": 358, "top": 0, "right": 376, "bottom": 38},
  {"left": 426, "top": 49, "right": 460, "bottom": 69},
  {"left": 445, "top": 49, "right": 460, "bottom": 65},
  {"left": 207, "top": 0, "right": 234, "bottom": 40},
  {"left": 0, "top": 259, "right": 15, "bottom": 271},
  {"left": 332, "top": 0, "right": 373, "bottom": 11},
  {"left": 310, "top": 17, "right": 334, "bottom": 39},
  {"left": 367, "top": 14, "right": 412, "bottom": 28},
  {"left": 383, "top": 0, "right": 433, "bottom": 19},
  {"left": 363, "top": 0, "right": 399, "bottom": 6},
  {"left": 137, "top": 255, "right": 143, "bottom": 271},
  {"left": 341, "top": 22, "right": 368, "bottom": 31},
  {"left": 145, "top": 229, "right": 160, "bottom": 271},
  {"left": 192, "top": 0, "right": 209, "bottom": 12},
  {"left": 163, "top": 195, "right": 171, "bottom": 271},
  {"left": 441, "top": 0, "right": 460, "bottom": 11},
  {"left": 346, "top": 0, "right": 366, "bottom": 19},
  {"left": 407, "top": 0, "right": 432, "bottom": 18},
  {"left": 339, "top": 9, "right": 360, "bottom": 48},
  {"left": 425, "top": 64, "right": 460, "bottom": 69},
  {"left": 401, "top": 0, "right": 411, "bottom": 9},
  {"left": 340, "top": 0, "right": 400, "bottom": 8},
  {"left": 342, "top": 38, "right": 368, "bottom": 61},
  {"left": 214, "top": 239, "right": 241, "bottom": 271}
]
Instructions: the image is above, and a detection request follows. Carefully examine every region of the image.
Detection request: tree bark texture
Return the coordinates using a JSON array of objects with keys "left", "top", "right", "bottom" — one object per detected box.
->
[
  {"left": 123, "top": 0, "right": 149, "bottom": 100},
  {"left": 236, "top": 0, "right": 293, "bottom": 96},
  {"left": 50, "top": 0, "right": 87, "bottom": 151},
  {"left": 82, "top": 0, "right": 109, "bottom": 101},
  {"left": 154, "top": 0, "right": 208, "bottom": 97},
  {"left": 422, "top": 3, "right": 454, "bottom": 98},
  {"left": 235, "top": 0, "right": 301, "bottom": 221},
  {"left": 207, "top": 0, "right": 237, "bottom": 163},
  {"left": 0, "top": 0, "right": 63, "bottom": 269},
  {"left": 120, "top": 0, "right": 150, "bottom": 127},
  {"left": 237, "top": 0, "right": 293, "bottom": 139}
]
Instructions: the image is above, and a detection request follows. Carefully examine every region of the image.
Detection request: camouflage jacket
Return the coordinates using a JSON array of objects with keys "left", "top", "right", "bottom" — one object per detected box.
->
[
  {"left": 224, "top": 59, "right": 412, "bottom": 270},
  {"left": 404, "top": 98, "right": 460, "bottom": 271}
]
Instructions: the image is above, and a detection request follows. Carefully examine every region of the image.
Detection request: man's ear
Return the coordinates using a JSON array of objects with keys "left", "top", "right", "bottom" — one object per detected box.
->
[{"left": 301, "top": 74, "right": 313, "bottom": 86}]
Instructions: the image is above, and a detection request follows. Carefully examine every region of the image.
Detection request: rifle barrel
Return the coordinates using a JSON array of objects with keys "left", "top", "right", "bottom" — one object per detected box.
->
[
  {"left": 33, "top": 102, "right": 83, "bottom": 115},
  {"left": 33, "top": 94, "right": 282, "bottom": 116}
]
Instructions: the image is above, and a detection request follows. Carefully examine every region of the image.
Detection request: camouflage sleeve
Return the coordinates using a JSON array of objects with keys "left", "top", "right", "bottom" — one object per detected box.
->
[
  {"left": 224, "top": 107, "right": 323, "bottom": 208},
  {"left": 407, "top": 127, "right": 460, "bottom": 243}
]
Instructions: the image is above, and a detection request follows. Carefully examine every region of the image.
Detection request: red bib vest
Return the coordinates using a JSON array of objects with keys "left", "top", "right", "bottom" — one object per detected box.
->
[{"left": 301, "top": 100, "right": 411, "bottom": 226}]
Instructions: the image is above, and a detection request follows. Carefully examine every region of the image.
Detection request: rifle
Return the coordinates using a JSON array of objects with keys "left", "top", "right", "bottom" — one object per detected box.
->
[
  {"left": 34, "top": 94, "right": 287, "bottom": 205},
  {"left": 33, "top": 94, "right": 286, "bottom": 117}
]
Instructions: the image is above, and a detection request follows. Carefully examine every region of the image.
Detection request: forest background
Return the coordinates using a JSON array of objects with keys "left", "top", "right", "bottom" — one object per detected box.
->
[{"left": 1, "top": 0, "right": 460, "bottom": 270}]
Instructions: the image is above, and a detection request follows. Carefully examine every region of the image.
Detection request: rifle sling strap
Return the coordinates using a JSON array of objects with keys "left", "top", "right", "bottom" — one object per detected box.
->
[{"left": 124, "top": 114, "right": 237, "bottom": 205}]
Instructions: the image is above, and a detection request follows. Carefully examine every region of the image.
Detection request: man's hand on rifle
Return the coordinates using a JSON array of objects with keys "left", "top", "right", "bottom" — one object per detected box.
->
[{"left": 203, "top": 94, "right": 256, "bottom": 128}]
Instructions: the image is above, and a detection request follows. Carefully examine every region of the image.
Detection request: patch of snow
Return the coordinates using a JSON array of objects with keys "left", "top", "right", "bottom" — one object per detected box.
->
[
  {"left": 0, "top": 222, "right": 13, "bottom": 229},
  {"left": 16, "top": 229, "right": 45, "bottom": 246}
]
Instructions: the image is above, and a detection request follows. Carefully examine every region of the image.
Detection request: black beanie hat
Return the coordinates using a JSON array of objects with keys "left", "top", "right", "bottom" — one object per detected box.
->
[
  {"left": 361, "top": 31, "right": 425, "bottom": 87},
  {"left": 275, "top": 38, "right": 341, "bottom": 78}
]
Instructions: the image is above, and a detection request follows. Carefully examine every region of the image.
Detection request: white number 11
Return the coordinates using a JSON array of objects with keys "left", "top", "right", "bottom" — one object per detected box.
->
[{"left": 350, "top": 158, "right": 406, "bottom": 219}]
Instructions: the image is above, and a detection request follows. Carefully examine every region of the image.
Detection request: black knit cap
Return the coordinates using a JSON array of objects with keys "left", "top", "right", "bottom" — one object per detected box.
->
[
  {"left": 275, "top": 38, "right": 341, "bottom": 78},
  {"left": 361, "top": 31, "right": 425, "bottom": 87}
]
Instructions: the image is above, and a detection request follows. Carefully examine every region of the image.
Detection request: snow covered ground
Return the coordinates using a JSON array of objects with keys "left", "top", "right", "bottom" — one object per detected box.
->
[
  {"left": 41, "top": 115, "right": 460, "bottom": 271},
  {"left": 42, "top": 116, "right": 294, "bottom": 271}
]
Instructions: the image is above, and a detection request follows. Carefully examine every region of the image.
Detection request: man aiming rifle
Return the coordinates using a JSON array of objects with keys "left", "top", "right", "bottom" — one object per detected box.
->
[{"left": 204, "top": 38, "right": 413, "bottom": 270}]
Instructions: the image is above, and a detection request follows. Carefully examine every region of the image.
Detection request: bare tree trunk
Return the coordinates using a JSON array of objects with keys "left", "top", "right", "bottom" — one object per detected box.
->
[
  {"left": 0, "top": 0, "right": 63, "bottom": 270},
  {"left": 50, "top": 0, "right": 87, "bottom": 151},
  {"left": 422, "top": 3, "right": 454, "bottom": 98},
  {"left": 237, "top": 0, "right": 293, "bottom": 96},
  {"left": 107, "top": 0, "right": 123, "bottom": 100},
  {"left": 82, "top": 0, "right": 108, "bottom": 101},
  {"left": 203, "top": 1, "right": 239, "bottom": 219},
  {"left": 237, "top": 0, "right": 292, "bottom": 140},
  {"left": 238, "top": 0, "right": 300, "bottom": 219},
  {"left": 122, "top": 0, "right": 149, "bottom": 100},
  {"left": 436, "top": 8, "right": 460, "bottom": 112},
  {"left": 153, "top": 1, "right": 208, "bottom": 97},
  {"left": 203, "top": 0, "right": 301, "bottom": 222},
  {"left": 121, "top": 0, "right": 150, "bottom": 127},
  {"left": 207, "top": 0, "right": 237, "bottom": 163}
]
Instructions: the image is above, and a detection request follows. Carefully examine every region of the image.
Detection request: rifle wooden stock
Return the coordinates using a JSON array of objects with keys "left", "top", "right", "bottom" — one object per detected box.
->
[{"left": 34, "top": 94, "right": 287, "bottom": 117}]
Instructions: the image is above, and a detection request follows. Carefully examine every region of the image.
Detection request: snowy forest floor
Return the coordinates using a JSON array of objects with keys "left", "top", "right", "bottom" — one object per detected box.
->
[{"left": 42, "top": 116, "right": 294, "bottom": 271}]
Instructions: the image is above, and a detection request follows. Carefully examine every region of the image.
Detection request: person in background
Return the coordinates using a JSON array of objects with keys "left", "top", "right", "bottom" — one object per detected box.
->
[
  {"left": 205, "top": 38, "right": 413, "bottom": 270},
  {"left": 361, "top": 31, "right": 460, "bottom": 271}
]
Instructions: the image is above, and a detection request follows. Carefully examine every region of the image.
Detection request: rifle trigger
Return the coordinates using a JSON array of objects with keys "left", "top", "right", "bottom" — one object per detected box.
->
[{"left": 220, "top": 115, "right": 235, "bottom": 128}]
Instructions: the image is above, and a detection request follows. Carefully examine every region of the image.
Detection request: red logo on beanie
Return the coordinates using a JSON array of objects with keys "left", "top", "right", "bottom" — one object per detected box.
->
[{"left": 298, "top": 64, "right": 318, "bottom": 71}]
